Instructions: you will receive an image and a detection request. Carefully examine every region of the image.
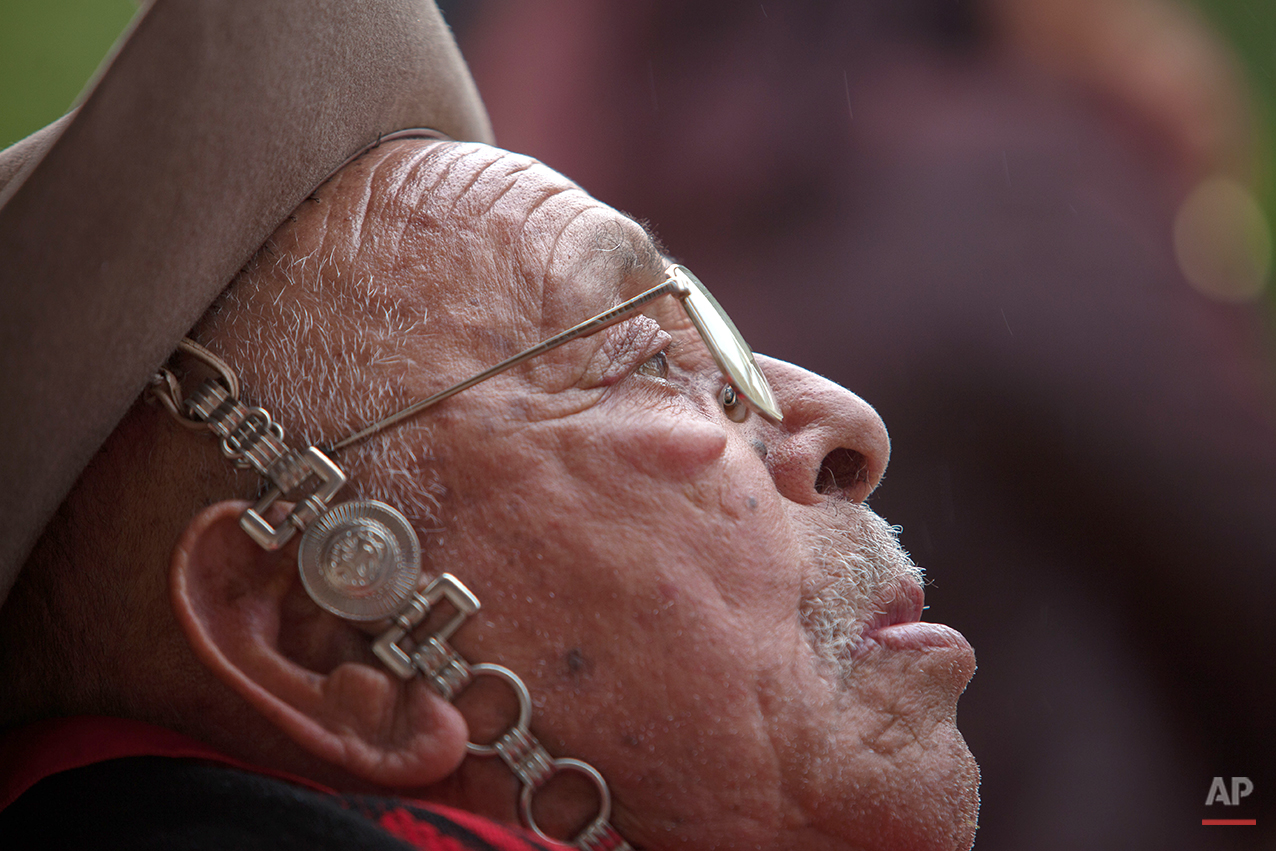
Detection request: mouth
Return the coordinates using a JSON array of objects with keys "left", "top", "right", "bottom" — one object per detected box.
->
[
  {"left": 801, "top": 500, "right": 973, "bottom": 673},
  {"left": 857, "top": 580, "right": 972, "bottom": 655}
]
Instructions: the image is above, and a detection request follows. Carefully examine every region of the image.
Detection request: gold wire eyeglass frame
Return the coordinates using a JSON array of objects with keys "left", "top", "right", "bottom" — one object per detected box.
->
[{"left": 328, "top": 263, "right": 781, "bottom": 452}]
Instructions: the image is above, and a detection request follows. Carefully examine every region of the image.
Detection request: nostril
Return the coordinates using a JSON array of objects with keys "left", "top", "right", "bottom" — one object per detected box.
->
[{"left": 815, "top": 447, "right": 868, "bottom": 498}]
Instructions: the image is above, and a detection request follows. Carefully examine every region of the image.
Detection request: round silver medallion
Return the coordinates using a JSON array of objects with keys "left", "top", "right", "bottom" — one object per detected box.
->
[{"left": 298, "top": 500, "right": 421, "bottom": 621}]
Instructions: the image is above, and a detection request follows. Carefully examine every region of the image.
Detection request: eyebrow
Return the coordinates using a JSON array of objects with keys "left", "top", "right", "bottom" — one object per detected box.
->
[
  {"left": 586, "top": 218, "right": 667, "bottom": 282},
  {"left": 327, "top": 222, "right": 675, "bottom": 453}
]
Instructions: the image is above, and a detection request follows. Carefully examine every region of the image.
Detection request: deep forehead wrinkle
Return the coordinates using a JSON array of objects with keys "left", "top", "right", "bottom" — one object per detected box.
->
[
  {"left": 345, "top": 142, "right": 537, "bottom": 274},
  {"left": 360, "top": 141, "right": 463, "bottom": 228},
  {"left": 349, "top": 140, "right": 667, "bottom": 320},
  {"left": 430, "top": 143, "right": 552, "bottom": 223},
  {"left": 464, "top": 157, "right": 535, "bottom": 222},
  {"left": 443, "top": 145, "right": 507, "bottom": 218},
  {"left": 335, "top": 142, "right": 454, "bottom": 271}
]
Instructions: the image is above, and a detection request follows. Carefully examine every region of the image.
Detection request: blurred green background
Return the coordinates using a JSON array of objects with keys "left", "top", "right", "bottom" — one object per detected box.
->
[
  {"left": 2, "top": 0, "right": 1274, "bottom": 294},
  {"left": 0, "top": 0, "right": 136, "bottom": 148},
  {"left": 1203, "top": 0, "right": 1276, "bottom": 240}
]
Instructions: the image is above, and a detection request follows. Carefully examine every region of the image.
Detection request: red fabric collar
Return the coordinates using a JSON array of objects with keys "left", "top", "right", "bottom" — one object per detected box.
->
[{"left": 0, "top": 715, "right": 335, "bottom": 811}]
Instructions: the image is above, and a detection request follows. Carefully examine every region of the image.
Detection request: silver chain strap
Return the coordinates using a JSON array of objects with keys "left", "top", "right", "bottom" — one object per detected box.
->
[
  {"left": 372, "top": 575, "right": 634, "bottom": 851},
  {"left": 149, "top": 341, "right": 634, "bottom": 851}
]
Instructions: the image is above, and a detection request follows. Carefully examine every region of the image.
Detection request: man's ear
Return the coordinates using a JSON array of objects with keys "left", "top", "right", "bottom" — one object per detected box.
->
[{"left": 170, "top": 500, "right": 469, "bottom": 787}]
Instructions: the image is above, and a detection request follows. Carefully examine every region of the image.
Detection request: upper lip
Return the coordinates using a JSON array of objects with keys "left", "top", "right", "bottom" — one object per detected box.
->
[{"left": 861, "top": 579, "right": 925, "bottom": 637}]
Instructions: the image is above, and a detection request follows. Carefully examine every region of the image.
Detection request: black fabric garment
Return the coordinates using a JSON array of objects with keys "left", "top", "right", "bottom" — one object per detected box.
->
[{"left": 0, "top": 756, "right": 563, "bottom": 851}]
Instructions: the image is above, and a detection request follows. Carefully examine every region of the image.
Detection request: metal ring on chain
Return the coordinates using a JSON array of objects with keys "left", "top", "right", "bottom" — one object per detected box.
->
[
  {"left": 519, "top": 757, "right": 614, "bottom": 845},
  {"left": 463, "top": 663, "right": 533, "bottom": 757}
]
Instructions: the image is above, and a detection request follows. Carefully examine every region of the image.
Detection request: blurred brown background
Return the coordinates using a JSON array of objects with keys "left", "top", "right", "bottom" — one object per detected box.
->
[{"left": 449, "top": 3, "right": 1276, "bottom": 848}]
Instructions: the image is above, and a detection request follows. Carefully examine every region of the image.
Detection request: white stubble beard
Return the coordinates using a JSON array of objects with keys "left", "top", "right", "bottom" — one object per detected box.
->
[{"left": 801, "top": 501, "right": 924, "bottom": 683}]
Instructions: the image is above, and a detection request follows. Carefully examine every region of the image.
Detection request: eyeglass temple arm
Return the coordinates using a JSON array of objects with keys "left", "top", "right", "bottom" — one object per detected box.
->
[{"left": 329, "top": 276, "right": 689, "bottom": 452}]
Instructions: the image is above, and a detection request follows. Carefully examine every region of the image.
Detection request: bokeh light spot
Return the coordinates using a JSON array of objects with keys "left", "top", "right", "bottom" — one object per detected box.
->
[{"left": 1173, "top": 175, "right": 1272, "bottom": 303}]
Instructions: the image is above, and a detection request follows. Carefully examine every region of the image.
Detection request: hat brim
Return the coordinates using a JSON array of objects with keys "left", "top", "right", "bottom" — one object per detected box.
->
[{"left": 0, "top": 0, "right": 492, "bottom": 603}]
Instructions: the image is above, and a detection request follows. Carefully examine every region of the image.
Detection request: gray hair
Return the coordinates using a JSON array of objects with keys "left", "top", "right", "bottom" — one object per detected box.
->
[{"left": 197, "top": 243, "right": 446, "bottom": 528}]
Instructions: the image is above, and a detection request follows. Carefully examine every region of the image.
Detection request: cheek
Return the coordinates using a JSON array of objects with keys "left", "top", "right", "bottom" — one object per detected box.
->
[{"left": 609, "top": 410, "right": 728, "bottom": 480}]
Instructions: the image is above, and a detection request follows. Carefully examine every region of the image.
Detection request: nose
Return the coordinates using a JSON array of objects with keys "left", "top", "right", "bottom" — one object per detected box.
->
[{"left": 750, "top": 355, "right": 890, "bottom": 505}]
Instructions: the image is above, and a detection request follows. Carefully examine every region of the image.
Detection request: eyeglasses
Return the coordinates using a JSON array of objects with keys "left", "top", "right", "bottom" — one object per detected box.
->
[{"left": 329, "top": 264, "right": 781, "bottom": 452}]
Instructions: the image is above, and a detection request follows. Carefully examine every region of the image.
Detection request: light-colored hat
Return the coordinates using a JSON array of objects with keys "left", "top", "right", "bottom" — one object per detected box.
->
[{"left": 0, "top": 0, "right": 492, "bottom": 606}]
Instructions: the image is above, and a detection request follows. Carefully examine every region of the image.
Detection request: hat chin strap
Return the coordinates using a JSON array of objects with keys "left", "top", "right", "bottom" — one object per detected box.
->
[{"left": 150, "top": 339, "right": 634, "bottom": 851}]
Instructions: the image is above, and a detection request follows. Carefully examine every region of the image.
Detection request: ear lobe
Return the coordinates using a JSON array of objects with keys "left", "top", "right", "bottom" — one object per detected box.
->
[{"left": 170, "top": 500, "right": 469, "bottom": 787}]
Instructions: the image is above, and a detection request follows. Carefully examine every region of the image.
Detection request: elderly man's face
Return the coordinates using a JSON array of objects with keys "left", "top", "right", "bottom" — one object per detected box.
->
[{"left": 255, "top": 140, "right": 977, "bottom": 850}]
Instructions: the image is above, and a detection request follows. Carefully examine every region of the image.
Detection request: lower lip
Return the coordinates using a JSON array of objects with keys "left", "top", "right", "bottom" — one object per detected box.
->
[{"left": 869, "top": 621, "right": 972, "bottom": 653}]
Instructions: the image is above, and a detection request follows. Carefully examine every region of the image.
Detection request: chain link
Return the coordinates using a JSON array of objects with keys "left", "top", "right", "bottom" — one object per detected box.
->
[
  {"left": 148, "top": 340, "right": 346, "bottom": 550},
  {"left": 375, "top": 576, "right": 634, "bottom": 851}
]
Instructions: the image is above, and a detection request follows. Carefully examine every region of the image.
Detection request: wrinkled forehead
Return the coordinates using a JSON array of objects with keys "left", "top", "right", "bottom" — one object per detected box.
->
[{"left": 319, "top": 139, "right": 667, "bottom": 336}]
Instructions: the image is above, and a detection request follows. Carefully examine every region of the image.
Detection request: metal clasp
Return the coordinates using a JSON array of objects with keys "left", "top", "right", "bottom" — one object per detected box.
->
[
  {"left": 240, "top": 447, "right": 346, "bottom": 549},
  {"left": 372, "top": 573, "right": 481, "bottom": 681},
  {"left": 150, "top": 343, "right": 349, "bottom": 551}
]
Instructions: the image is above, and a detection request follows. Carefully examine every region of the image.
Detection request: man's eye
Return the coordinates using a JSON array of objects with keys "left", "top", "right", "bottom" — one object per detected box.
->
[{"left": 637, "top": 350, "right": 669, "bottom": 379}]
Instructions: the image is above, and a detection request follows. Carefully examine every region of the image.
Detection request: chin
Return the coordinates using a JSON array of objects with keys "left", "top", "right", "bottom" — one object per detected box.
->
[
  {"left": 888, "top": 724, "right": 981, "bottom": 851},
  {"left": 817, "top": 720, "right": 980, "bottom": 851},
  {"left": 934, "top": 733, "right": 980, "bottom": 851}
]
